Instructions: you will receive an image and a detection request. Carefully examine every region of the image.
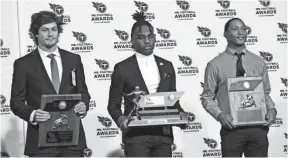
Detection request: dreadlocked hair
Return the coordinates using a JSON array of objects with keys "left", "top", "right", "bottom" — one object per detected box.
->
[{"left": 131, "top": 11, "right": 154, "bottom": 39}]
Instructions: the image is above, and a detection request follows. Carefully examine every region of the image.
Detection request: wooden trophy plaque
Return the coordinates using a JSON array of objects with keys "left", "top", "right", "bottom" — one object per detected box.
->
[
  {"left": 227, "top": 77, "right": 267, "bottom": 126},
  {"left": 38, "top": 94, "right": 81, "bottom": 148}
]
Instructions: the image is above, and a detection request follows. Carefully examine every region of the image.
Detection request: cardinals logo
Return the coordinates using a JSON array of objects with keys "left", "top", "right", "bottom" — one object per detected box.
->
[
  {"left": 0, "top": 95, "right": 6, "bottom": 105},
  {"left": 197, "top": 26, "right": 211, "bottom": 37},
  {"left": 98, "top": 116, "right": 112, "bottom": 127},
  {"left": 285, "top": 133, "right": 287, "bottom": 139},
  {"left": 203, "top": 138, "right": 218, "bottom": 149},
  {"left": 49, "top": 3, "right": 64, "bottom": 15},
  {"left": 156, "top": 28, "right": 170, "bottom": 39},
  {"left": 92, "top": 2, "right": 107, "bottom": 13},
  {"left": 281, "top": 78, "right": 288, "bottom": 87},
  {"left": 115, "top": 30, "right": 129, "bottom": 41},
  {"left": 200, "top": 82, "right": 204, "bottom": 88},
  {"left": 258, "top": 0, "right": 271, "bottom": 7},
  {"left": 176, "top": 0, "right": 190, "bottom": 10},
  {"left": 178, "top": 55, "right": 192, "bottom": 66},
  {"left": 134, "top": 1, "right": 149, "bottom": 12},
  {"left": 95, "top": 59, "right": 110, "bottom": 70},
  {"left": 217, "top": 0, "right": 230, "bottom": 9},
  {"left": 72, "top": 31, "right": 87, "bottom": 43},
  {"left": 259, "top": 51, "right": 273, "bottom": 62},
  {"left": 278, "top": 23, "right": 287, "bottom": 33}
]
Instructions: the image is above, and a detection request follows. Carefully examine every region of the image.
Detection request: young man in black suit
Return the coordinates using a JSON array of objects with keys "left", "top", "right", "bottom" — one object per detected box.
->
[
  {"left": 107, "top": 11, "right": 187, "bottom": 157},
  {"left": 10, "top": 11, "right": 91, "bottom": 157}
]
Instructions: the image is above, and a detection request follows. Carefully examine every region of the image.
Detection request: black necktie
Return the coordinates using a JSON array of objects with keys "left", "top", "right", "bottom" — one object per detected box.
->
[
  {"left": 47, "top": 54, "right": 60, "bottom": 93},
  {"left": 234, "top": 52, "right": 245, "bottom": 77}
]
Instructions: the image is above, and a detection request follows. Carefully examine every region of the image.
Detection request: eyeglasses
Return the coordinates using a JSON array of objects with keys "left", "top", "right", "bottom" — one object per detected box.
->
[{"left": 134, "top": 34, "right": 156, "bottom": 41}]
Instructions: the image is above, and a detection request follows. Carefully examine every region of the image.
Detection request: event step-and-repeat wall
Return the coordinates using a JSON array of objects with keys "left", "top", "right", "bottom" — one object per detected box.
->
[{"left": 1, "top": 0, "right": 287, "bottom": 157}]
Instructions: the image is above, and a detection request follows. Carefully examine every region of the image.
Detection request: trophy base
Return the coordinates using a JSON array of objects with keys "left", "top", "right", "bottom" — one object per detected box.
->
[{"left": 128, "top": 117, "right": 188, "bottom": 127}]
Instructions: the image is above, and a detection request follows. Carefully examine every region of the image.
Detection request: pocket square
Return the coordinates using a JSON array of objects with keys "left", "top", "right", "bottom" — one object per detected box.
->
[{"left": 164, "top": 73, "right": 171, "bottom": 79}]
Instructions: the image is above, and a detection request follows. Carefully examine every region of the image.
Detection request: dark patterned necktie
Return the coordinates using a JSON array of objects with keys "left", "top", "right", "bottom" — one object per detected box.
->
[
  {"left": 47, "top": 54, "right": 60, "bottom": 93},
  {"left": 234, "top": 52, "right": 245, "bottom": 77}
]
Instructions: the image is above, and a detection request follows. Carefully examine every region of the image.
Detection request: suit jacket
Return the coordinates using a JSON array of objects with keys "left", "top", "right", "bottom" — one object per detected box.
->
[
  {"left": 10, "top": 48, "right": 90, "bottom": 156},
  {"left": 107, "top": 54, "right": 184, "bottom": 144}
]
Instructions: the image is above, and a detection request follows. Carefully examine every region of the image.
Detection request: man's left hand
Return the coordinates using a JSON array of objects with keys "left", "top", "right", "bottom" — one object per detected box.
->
[
  {"left": 264, "top": 108, "right": 277, "bottom": 126},
  {"left": 74, "top": 101, "right": 87, "bottom": 118}
]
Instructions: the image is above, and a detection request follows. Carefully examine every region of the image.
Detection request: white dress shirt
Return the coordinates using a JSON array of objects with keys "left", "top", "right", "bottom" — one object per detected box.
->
[
  {"left": 30, "top": 47, "right": 63, "bottom": 124},
  {"left": 38, "top": 47, "right": 63, "bottom": 82},
  {"left": 135, "top": 52, "right": 160, "bottom": 93}
]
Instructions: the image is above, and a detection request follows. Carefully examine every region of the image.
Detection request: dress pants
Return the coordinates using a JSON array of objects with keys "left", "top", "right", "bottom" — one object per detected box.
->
[
  {"left": 124, "top": 135, "right": 172, "bottom": 157},
  {"left": 29, "top": 147, "right": 84, "bottom": 157},
  {"left": 220, "top": 126, "right": 269, "bottom": 157}
]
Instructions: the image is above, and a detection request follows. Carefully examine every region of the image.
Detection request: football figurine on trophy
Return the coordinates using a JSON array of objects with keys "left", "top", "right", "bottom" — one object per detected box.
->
[{"left": 123, "top": 86, "right": 146, "bottom": 119}]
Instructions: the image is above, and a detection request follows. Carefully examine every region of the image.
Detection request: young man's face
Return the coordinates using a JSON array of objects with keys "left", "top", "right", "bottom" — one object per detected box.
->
[
  {"left": 224, "top": 19, "right": 247, "bottom": 48},
  {"left": 132, "top": 25, "right": 156, "bottom": 56},
  {"left": 36, "top": 22, "right": 59, "bottom": 49}
]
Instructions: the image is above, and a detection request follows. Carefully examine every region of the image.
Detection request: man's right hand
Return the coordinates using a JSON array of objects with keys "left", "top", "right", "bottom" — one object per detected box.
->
[
  {"left": 119, "top": 116, "right": 133, "bottom": 132},
  {"left": 33, "top": 109, "right": 51, "bottom": 123},
  {"left": 218, "top": 112, "right": 235, "bottom": 129}
]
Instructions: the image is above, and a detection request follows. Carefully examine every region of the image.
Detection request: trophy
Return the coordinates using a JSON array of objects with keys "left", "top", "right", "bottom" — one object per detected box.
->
[
  {"left": 38, "top": 94, "right": 82, "bottom": 148},
  {"left": 227, "top": 76, "right": 267, "bottom": 126},
  {"left": 124, "top": 86, "right": 188, "bottom": 127}
]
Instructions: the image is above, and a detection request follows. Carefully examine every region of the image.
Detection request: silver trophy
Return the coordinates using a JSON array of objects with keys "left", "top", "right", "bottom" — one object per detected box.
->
[{"left": 124, "top": 86, "right": 188, "bottom": 127}]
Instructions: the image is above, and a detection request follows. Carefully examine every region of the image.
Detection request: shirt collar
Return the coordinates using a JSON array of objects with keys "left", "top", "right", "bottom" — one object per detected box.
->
[
  {"left": 135, "top": 52, "right": 155, "bottom": 63},
  {"left": 38, "top": 46, "right": 60, "bottom": 59},
  {"left": 225, "top": 46, "right": 247, "bottom": 56}
]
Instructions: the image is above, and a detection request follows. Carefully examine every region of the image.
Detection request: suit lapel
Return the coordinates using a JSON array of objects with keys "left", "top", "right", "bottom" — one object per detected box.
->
[
  {"left": 131, "top": 55, "right": 149, "bottom": 93},
  {"left": 31, "top": 49, "right": 57, "bottom": 94},
  {"left": 58, "top": 48, "right": 70, "bottom": 94},
  {"left": 154, "top": 56, "right": 165, "bottom": 92}
]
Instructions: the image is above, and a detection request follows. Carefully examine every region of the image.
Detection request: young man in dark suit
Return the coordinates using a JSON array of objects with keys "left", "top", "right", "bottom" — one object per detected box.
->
[
  {"left": 107, "top": 11, "right": 187, "bottom": 157},
  {"left": 10, "top": 11, "right": 91, "bottom": 157}
]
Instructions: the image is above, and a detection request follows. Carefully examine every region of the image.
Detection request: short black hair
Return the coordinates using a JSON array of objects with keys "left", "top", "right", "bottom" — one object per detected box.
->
[
  {"left": 29, "top": 11, "right": 64, "bottom": 45},
  {"left": 130, "top": 11, "right": 154, "bottom": 39},
  {"left": 224, "top": 18, "right": 244, "bottom": 32}
]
